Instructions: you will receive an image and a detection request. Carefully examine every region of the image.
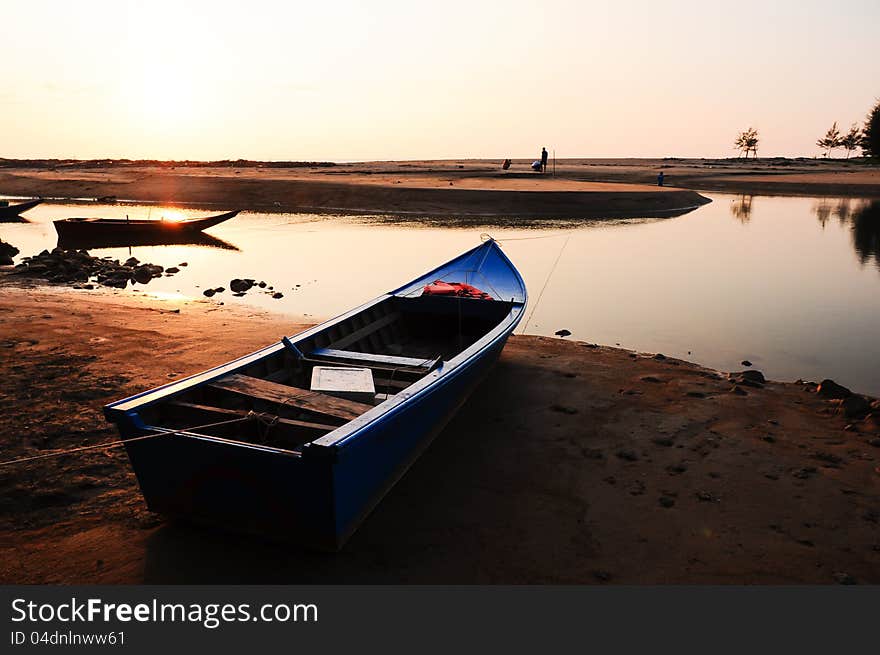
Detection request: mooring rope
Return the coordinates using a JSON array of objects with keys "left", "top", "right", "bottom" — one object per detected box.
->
[
  {"left": 520, "top": 235, "right": 570, "bottom": 335},
  {"left": 0, "top": 416, "right": 253, "bottom": 468}
]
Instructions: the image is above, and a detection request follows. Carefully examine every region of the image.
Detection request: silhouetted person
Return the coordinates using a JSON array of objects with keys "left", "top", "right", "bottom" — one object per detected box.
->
[
  {"left": 541, "top": 147, "right": 548, "bottom": 173},
  {"left": 657, "top": 171, "right": 665, "bottom": 187}
]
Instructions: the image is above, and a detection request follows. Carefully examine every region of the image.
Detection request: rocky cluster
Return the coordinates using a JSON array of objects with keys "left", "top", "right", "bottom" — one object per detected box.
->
[
  {"left": 7, "top": 249, "right": 180, "bottom": 289},
  {"left": 203, "top": 278, "right": 284, "bottom": 299}
]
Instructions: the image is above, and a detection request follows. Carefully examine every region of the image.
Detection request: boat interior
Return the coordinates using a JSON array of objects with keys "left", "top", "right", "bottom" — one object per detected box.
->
[{"left": 137, "top": 294, "right": 515, "bottom": 453}]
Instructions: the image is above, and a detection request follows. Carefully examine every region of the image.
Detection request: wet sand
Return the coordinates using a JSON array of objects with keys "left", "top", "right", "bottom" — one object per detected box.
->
[
  {"left": 3, "top": 162, "right": 705, "bottom": 218},
  {"left": 1, "top": 159, "right": 878, "bottom": 221},
  {"left": 1, "top": 285, "right": 878, "bottom": 584}
]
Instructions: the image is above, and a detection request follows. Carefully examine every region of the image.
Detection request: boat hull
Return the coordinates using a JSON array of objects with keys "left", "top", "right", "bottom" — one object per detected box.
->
[
  {"left": 105, "top": 239, "right": 526, "bottom": 549},
  {"left": 53, "top": 210, "right": 239, "bottom": 242},
  {"left": 0, "top": 199, "right": 41, "bottom": 219},
  {"left": 115, "top": 332, "right": 508, "bottom": 550}
]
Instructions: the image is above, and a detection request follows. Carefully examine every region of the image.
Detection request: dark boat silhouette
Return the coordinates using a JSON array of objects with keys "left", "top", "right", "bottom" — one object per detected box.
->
[
  {"left": 0, "top": 199, "right": 42, "bottom": 220},
  {"left": 53, "top": 210, "right": 239, "bottom": 242}
]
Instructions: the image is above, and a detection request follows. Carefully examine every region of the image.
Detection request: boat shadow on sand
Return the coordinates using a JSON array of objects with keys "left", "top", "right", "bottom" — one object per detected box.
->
[
  {"left": 139, "top": 361, "right": 538, "bottom": 583},
  {"left": 56, "top": 231, "right": 240, "bottom": 252}
]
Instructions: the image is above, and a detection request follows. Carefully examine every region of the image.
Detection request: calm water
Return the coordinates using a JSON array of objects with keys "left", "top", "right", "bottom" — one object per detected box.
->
[{"left": 2, "top": 194, "right": 879, "bottom": 395}]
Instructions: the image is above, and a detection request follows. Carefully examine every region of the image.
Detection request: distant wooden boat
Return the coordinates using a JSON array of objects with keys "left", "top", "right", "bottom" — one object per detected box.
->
[
  {"left": 53, "top": 210, "right": 239, "bottom": 241},
  {"left": 104, "top": 238, "right": 527, "bottom": 549},
  {"left": 0, "top": 199, "right": 42, "bottom": 219}
]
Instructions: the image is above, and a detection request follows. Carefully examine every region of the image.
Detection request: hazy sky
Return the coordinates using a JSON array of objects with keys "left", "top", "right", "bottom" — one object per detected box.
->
[{"left": 2, "top": 0, "right": 878, "bottom": 160}]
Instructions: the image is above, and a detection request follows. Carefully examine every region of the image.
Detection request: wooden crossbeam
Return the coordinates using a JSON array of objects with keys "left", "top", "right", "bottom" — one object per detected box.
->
[
  {"left": 310, "top": 347, "right": 439, "bottom": 373},
  {"left": 168, "top": 401, "right": 338, "bottom": 433},
  {"left": 209, "top": 374, "right": 372, "bottom": 422}
]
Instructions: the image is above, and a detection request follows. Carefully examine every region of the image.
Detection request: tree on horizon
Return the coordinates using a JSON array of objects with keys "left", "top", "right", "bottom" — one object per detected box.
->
[
  {"left": 862, "top": 100, "right": 880, "bottom": 158},
  {"left": 841, "top": 124, "right": 862, "bottom": 159},
  {"left": 817, "top": 122, "right": 842, "bottom": 158},
  {"left": 734, "top": 128, "right": 759, "bottom": 158}
]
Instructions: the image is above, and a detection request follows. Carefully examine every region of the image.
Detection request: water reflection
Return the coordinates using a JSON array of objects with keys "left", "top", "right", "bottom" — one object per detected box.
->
[
  {"left": 811, "top": 198, "right": 880, "bottom": 271},
  {"left": 850, "top": 201, "right": 880, "bottom": 270},
  {"left": 56, "top": 231, "right": 240, "bottom": 251},
  {"left": 730, "top": 194, "right": 754, "bottom": 223}
]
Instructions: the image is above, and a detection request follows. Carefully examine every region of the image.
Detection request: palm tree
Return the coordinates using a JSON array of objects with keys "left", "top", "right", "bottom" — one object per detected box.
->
[
  {"left": 734, "top": 128, "right": 759, "bottom": 159},
  {"left": 816, "top": 122, "right": 842, "bottom": 158},
  {"left": 841, "top": 124, "right": 861, "bottom": 159}
]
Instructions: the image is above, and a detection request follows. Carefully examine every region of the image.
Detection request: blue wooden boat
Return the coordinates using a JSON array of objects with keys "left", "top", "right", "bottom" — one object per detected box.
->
[{"left": 104, "top": 238, "right": 526, "bottom": 549}]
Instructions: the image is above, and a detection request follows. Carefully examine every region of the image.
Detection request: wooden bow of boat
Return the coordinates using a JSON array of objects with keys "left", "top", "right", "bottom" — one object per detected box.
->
[
  {"left": 104, "top": 238, "right": 526, "bottom": 549},
  {"left": 0, "top": 198, "right": 42, "bottom": 219}
]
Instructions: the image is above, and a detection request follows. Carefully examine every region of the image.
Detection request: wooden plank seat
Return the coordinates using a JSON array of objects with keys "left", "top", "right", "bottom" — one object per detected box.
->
[
  {"left": 308, "top": 347, "right": 441, "bottom": 373},
  {"left": 208, "top": 373, "right": 373, "bottom": 422}
]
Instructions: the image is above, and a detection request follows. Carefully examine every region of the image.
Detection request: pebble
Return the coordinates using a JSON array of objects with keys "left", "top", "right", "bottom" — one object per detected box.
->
[{"left": 615, "top": 449, "right": 639, "bottom": 461}]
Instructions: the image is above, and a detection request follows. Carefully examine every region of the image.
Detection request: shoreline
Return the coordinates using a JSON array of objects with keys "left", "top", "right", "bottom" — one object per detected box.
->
[
  {"left": 0, "top": 167, "right": 710, "bottom": 219},
  {"left": 0, "top": 159, "right": 877, "bottom": 220},
  {"left": 1, "top": 286, "right": 878, "bottom": 584}
]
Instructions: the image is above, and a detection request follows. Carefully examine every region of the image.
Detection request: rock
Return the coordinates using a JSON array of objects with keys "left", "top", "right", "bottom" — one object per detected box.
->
[
  {"left": 740, "top": 370, "right": 765, "bottom": 383},
  {"left": 653, "top": 353, "right": 666, "bottom": 360},
  {"left": 659, "top": 496, "right": 675, "bottom": 508},
  {"left": 214, "top": 287, "right": 225, "bottom": 293},
  {"left": 652, "top": 437, "right": 674, "bottom": 447},
  {"left": 550, "top": 404, "right": 578, "bottom": 415},
  {"left": 203, "top": 289, "right": 216, "bottom": 297},
  {"left": 641, "top": 376, "right": 663, "bottom": 383},
  {"left": 165, "top": 267, "right": 179, "bottom": 274},
  {"left": 615, "top": 449, "right": 639, "bottom": 462},
  {"left": 272, "top": 292, "right": 284, "bottom": 299},
  {"left": 258, "top": 281, "right": 267, "bottom": 288},
  {"left": 230, "top": 278, "right": 254, "bottom": 293},
  {"left": 179, "top": 262, "right": 188, "bottom": 267},
  {"left": 0, "top": 255, "right": 13, "bottom": 266},
  {"left": 730, "top": 385, "right": 748, "bottom": 396},
  {"left": 729, "top": 370, "right": 765, "bottom": 387},
  {"left": 0, "top": 239, "right": 19, "bottom": 258},
  {"left": 554, "top": 329, "right": 571, "bottom": 338},
  {"left": 124, "top": 257, "right": 140, "bottom": 267},
  {"left": 867, "top": 438, "right": 880, "bottom": 448},
  {"left": 131, "top": 266, "right": 153, "bottom": 284},
  {"left": 817, "top": 379, "right": 851, "bottom": 399},
  {"left": 842, "top": 395, "right": 871, "bottom": 419},
  {"left": 741, "top": 360, "right": 752, "bottom": 367},
  {"left": 832, "top": 572, "right": 857, "bottom": 585}
]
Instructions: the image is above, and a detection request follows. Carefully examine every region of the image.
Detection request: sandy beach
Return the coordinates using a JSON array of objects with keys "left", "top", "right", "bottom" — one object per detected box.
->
[
  {"left": 1, "top": 284, "right": 878, "bottom": 584},
  {"left": 1, "top": 158, "right": 878, "bottom": 221}
]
